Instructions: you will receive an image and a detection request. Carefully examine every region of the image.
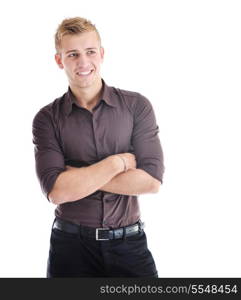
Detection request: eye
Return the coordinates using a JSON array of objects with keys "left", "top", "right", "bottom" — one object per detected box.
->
[
  {"left": 68, "top": 53, "right": 78, "bottom": 58},
  {"left": 87, "top": 50, "right": 96, "bottom": 55}
]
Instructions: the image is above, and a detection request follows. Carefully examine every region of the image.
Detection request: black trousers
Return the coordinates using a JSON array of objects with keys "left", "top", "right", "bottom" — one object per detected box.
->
[{"left": 47, "top": 221, "right": 158, "bottom": 278}]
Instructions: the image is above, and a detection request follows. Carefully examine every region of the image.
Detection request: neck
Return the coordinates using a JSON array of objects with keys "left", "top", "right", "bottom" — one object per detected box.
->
[{"left": 70, "top": 78, "right": 103, "bottom": 109}]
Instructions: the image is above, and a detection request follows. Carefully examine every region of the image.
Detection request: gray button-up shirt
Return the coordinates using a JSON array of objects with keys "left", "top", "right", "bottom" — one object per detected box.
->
[{"left": 32, "top": 79, "right": 164, "bottom": 228}]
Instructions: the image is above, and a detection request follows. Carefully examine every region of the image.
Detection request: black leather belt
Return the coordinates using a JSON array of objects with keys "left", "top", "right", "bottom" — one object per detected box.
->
[{"left": 53, "top": 217, "right": 145, "bottom": 241}]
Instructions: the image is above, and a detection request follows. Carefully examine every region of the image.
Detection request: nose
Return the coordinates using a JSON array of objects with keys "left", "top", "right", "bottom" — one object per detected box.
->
[{"left": 76, "top": 54, "right": 90, "bottom": 68}]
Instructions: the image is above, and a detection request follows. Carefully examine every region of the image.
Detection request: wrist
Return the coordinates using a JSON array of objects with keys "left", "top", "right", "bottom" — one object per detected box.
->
[
  {"left": 116, "top": 155, "right": 127, "bottom": 172},
  {"left": 108, "top": 155, "right": 126, "bottom": 174}
]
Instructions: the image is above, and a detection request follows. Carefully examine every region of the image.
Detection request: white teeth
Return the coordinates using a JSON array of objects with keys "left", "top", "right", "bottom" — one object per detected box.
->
[{"left": 77, "top": 70, "right": 92, "bottom": 75}]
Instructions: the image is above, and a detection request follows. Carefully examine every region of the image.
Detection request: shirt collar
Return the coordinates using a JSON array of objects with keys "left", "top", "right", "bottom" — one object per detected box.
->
[{"left": 64, "top": 79, "right": 117, "bottom": 116}]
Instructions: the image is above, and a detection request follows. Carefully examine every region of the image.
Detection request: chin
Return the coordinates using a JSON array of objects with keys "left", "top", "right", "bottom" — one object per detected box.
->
[{"left": 76, "top": 81, "right": 94, "bottom": 89}]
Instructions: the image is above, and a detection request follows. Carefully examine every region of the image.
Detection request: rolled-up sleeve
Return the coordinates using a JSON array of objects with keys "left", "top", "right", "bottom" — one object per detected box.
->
[
  {"left": 131, "top": 95, "right": 164, "bottom": 183},
  {"left": 32, "top": 108, "right": 65, "bottom": 200}
]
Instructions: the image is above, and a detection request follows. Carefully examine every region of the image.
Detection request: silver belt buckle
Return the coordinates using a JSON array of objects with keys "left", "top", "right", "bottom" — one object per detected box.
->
[{"left": 96, "top": 228, "right": 109, "bottom": 241}]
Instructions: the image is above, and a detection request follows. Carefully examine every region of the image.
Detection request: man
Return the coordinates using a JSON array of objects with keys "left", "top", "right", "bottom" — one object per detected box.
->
[{"left": 32, "top": 17, "right": 164, "bottom": 277}]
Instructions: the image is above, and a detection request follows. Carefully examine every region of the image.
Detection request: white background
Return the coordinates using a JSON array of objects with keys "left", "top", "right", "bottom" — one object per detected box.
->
[{"left": 0, "top": 0, "right": 240, "bottom": 277}]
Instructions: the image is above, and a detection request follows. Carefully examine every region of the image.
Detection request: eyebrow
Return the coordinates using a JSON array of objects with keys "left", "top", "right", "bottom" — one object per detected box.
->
[{"left": 65, "top": 47, "right": 98, "bottom": 54}]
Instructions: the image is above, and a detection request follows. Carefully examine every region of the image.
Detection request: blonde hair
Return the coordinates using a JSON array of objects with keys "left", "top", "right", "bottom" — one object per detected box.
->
[{"left": 55, "top": 17, "right": 101, "bottom": 52}]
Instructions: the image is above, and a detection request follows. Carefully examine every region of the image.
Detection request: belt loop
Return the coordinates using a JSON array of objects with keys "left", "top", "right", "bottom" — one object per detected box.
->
[
  {"left": 122, "top": 226, "right": 126, "bottom": 240},
  {"left": 138, "top": 220, "right": 144, "bottom": 233}
]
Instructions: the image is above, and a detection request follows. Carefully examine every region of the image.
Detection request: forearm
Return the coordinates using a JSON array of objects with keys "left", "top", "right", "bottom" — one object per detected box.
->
[
  {"left": 48, "top": 156, "right": 123, "bottom": 205},
  {"left": 100, "top": 168, "right": 161, "bottom": 195}
]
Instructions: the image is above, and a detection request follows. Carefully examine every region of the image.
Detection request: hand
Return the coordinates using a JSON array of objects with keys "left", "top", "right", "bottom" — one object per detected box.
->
[{"left": 115, "top": 152, "right": 137, "bottom": 171}]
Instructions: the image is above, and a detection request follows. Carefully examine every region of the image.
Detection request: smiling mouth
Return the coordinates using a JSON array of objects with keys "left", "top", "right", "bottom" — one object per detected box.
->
[{"left": 76, "top": 69, "right": 94, "bottom": 76}]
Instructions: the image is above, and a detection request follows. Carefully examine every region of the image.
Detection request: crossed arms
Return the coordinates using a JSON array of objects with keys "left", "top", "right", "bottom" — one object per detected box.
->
[{"left": 49, "top": 153, "right": 161, "bottom": 205}]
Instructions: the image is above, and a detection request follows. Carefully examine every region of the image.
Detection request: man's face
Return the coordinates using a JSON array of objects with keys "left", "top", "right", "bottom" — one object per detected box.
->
[{"left": 55, "top": 31, "right": 104, "bottom": 89}]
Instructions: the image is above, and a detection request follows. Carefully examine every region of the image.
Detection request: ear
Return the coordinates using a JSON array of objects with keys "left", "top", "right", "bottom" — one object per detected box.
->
[
  {"left": 100, "top": 47, "right": 104, "bottom": 63},
  {"left": 55, "top": 53, "right": 64, "bottom": 69}
]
